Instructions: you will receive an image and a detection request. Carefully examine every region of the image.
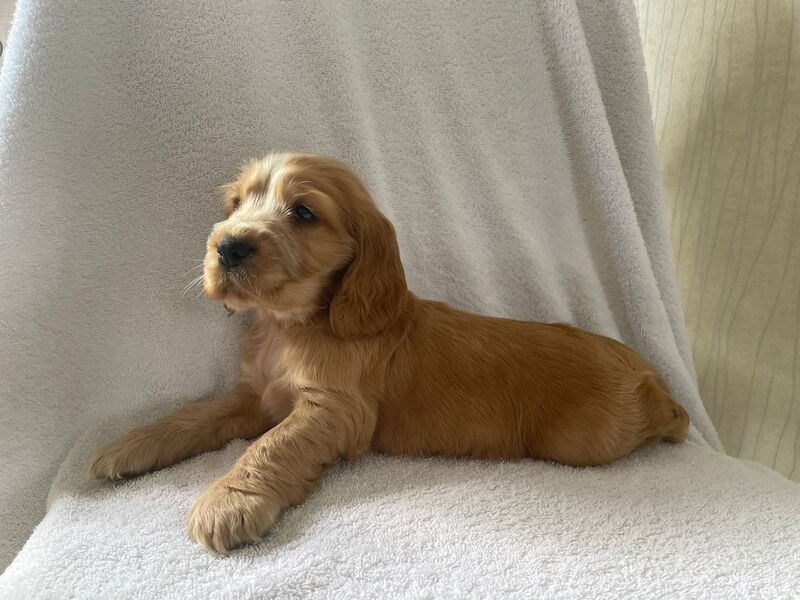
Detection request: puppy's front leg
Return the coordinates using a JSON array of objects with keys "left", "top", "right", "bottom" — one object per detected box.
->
[
  {"left": 89, "top": 382, "right": 271, "bottom": 480},
  {"left": 187, "top": 389, "right": 376, "bottom": 554}
]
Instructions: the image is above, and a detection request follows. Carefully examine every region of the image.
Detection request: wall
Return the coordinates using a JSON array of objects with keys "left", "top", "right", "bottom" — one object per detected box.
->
[{"left": 636, "top": 0, "right": 800, "bottom": 480}]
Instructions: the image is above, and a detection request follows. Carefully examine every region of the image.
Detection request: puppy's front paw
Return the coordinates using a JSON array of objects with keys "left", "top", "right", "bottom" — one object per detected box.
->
[
  {"left": 187, "top": 475, "right": 282, "bottom": 554},
  {"left": 88, "top": 432, "right": 162, "bottom": 480}
]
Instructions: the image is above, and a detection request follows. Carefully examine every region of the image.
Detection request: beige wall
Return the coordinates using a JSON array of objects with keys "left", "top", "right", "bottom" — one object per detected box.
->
[{"left": 636, "top": 0, "right": 800, "bottom": 480}]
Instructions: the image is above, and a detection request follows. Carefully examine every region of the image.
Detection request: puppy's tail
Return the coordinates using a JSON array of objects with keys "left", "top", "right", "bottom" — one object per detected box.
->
[{"left": 638, "top": 373, "right": 689, "bottom": 444}]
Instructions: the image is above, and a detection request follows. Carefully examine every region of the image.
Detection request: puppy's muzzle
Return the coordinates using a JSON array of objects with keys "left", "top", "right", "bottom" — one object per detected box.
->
[{"left": 217, "top": 237, "right": 254, "bottom": 269}]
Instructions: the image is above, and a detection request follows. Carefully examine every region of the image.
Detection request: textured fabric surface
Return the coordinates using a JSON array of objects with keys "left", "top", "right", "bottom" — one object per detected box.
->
[
  {"left": 2, "top": 441, "right": 799, "bottom": 598},
  {"left": 0, "top": 0, "right": 765, "bottom": 590}
]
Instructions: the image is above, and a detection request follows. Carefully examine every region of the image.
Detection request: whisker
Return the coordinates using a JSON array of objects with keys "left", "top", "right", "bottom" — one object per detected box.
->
[
  {"left": 175, "top": 258, "right": 206, "bottom": 264},
  {"left": 182, "top": 274, "right": 205, "bottom": 297}
]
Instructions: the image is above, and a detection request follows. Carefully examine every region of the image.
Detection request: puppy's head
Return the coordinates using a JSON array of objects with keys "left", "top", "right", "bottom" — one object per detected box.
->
[{"left": 204, "top": 153, "right": 407, "bottom": 337}]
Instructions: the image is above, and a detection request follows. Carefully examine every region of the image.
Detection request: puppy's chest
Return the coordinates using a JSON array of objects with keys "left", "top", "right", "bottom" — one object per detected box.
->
[
  {"left": 240, "top": 322, "right": 328, "bottom": 389},
  {"left": 240, "top": 321, "right": 290, "bottom": 389},
  {"left": 242, "top": 325, "right": 376, "bottom": 399}
]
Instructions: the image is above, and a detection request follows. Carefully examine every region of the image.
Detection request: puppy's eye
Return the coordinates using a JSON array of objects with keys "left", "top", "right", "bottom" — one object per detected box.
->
[
  {"left": 292, "top": 204, "right": 316, "bottom": 222},
  {"left": 232, "top": 197, "right": 240, "bottom": 209}
]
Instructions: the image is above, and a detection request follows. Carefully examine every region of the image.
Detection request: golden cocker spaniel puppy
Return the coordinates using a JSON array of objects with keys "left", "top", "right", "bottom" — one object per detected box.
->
[{"left": 90, "top": 153, "right": 689, "bottom": 554}]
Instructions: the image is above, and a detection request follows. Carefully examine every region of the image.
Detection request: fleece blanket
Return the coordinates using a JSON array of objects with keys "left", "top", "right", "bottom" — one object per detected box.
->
[
  {"left": 2, "top": 440, "right": 800, "bottom": 599},
  {"left": 0, "top": 0, "right": 795, "bottom": 596}
]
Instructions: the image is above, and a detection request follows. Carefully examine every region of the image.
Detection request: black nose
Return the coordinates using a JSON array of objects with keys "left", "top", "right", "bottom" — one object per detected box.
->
[{"left": 217, "top": 238, "right": 254, "bottom": 269}]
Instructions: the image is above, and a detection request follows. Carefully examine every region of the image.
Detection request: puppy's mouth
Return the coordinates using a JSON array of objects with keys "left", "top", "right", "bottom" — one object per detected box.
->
[
  {"left": 202, "top": 257, "right": 287, "bottom": 309},
  {"left": 205, "top": 266, "right": 255, "bottom": 299}
]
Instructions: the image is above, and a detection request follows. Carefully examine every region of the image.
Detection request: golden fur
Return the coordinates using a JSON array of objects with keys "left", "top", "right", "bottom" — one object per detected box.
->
[{"left": 89, "top": 152, "right": 689, "bottom": 554}]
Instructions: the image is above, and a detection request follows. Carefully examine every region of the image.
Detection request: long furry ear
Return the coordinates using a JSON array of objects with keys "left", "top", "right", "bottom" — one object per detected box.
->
[{"left": 329, "top": 209, "right": 408, "bottom": 339}]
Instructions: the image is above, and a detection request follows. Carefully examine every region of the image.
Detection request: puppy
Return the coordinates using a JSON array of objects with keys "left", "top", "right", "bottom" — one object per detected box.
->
[{"left": 90, "top": 152, "right": 689, "bottom": 554}]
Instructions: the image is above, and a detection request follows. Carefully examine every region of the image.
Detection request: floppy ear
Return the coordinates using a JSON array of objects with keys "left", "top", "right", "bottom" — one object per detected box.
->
[{"left": 329, "top": 208, "right": 408, "bottom": 339}]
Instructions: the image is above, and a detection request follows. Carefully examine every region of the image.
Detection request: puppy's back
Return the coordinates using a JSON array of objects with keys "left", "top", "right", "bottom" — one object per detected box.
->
[{"left": 373, "top": 297, "right": 688, "bottom": 465}]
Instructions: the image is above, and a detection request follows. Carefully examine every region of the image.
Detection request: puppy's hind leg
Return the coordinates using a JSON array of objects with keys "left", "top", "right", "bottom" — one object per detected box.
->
[{"left": 89, "top": 381, "right": 273, "bottom": 480}]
